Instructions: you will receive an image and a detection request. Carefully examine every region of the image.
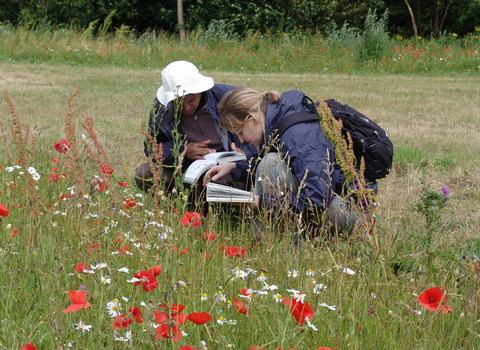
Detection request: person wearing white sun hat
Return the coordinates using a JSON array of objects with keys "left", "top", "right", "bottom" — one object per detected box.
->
[{"left": 135, "top": 61, "right": 257, "bottom": 200}]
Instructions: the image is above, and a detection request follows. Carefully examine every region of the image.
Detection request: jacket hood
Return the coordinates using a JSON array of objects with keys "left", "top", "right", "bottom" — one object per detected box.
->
[{"left": 264, "top": 90, "right": 311, "bottom": 140}]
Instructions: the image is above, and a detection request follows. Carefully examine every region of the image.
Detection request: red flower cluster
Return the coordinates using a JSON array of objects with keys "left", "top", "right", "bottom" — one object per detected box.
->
[
  {"left": 154, "top": 303, "right": 212, "bottom": 342},
  {"left": 180, "top": 212, "right": 201, "bottom": 228},
  {"left": 283, "top": 297, "right": 314, "bottom": 325},
  {"left": 63, "top": 290, "right": 91, "bottom": 313},
  {"left": 417, "top": 286, "right": 452, "bottom": 313},
  {"left": 54, "top": 139, "right": 70, "bottom": 153},
  {"left": 125, "top": 199, "right": 137, "bottom": 209},
  {"left": 220, "top": 245, "right": 246, "bottom": 257}
]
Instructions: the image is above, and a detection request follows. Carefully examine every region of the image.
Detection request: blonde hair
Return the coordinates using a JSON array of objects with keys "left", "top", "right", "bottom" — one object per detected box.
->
[{"left": 218, "top": 88, "right": 281, "bottom": 133}]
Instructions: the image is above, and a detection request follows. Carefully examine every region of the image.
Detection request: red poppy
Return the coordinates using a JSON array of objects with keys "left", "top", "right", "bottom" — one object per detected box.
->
[
  {"left": 201, "top": 253, "right": 211, "bottom": 259},
  {"left": 154, "top": 310, "right": 168, "bottom": 323},
  {"left": 99, "top": 164, "right": 114, "bottom": 175},
  {"left": 59, "top": 193, "right": 72, "bottom": 200},
  {"left": 63, "top": 290, "right": 91, "bottom": 313},
  {"left": 10, "top": 229, "right": 19, "bottom": 237},
  {"left": 233, "top": 297, "right": 248, "bottom": 314},
  {"left": 86, "top": 243, "right": 99, "bottom": 253},
  {"left": 48, "top": 174, "right": 60, "bottom": 182},
  {"left": 240, "top": 288, "right": 254, "bottom": 298},
  {"left": 118, "top": 245, "right": 130, "bottom": 255},
  {"left": 93, "top": 179, "right": 105, "bottom": 193},
  {"left": 180, "top": 212, "right": 201, "bottom": 228},
  {"left": 283, "top": 298, "right": 314, "bottom": 325},
  {"left": 180, "top": 346, "right": 199, "bottom": 350},
  {"left": 52, "top": 157, "right": 59, "bottom": 163},
  {"left": 111, "top": 314, "right": 133, "bottom": 329},
  {"left": 249, "top": 347, "right": 265, "bottom": 350},
  {"left": 125, "top": 199, "right": 137, "bottom": 209},
  {"left": 417, "top": 286, "right": 452, "bottom": 313},
  {"left": 21, "top": 345, "right": 37, "bottom": 350},
  {"left": 172, "top": 247, "right": 189, "bottom": 255},
  {"left": 133, "top": 270, "right": 158, "bottom": 292},
  {"left": 129, "top": 306, "right": 143, "bottom": 323},
  {"left": 154, "top": 324, "right": 182, "bottom": 342},
  {"left": 168, "top": 303, "right": 186, "bottom": 315},
  {"left": 202, "top": 232, "right": 216, "bottom": 241},
  {"left": 187, "top": 312, "right": 212, "bottom": 324},
  {"left": 75, "top": 261, "right": 89, "bottom": 274},
  {"left": 316, "top": 348, "right": 332, "bottom": 350},
  {"left": 54, "top": 139, "right": 70, "bottom": 153},
  {"left": 220, "top": 245, "right": 246, "bottom": 257},
  {"left": 155, "top": 323, "right": 169, "bottom": 339},
  {"left": 0, "top": 203, "right": 9, "bottom": 217},
  {"left": 118, "top": 182, "right": 128, "bottom": 187},
  {"left": 147, "top": 265, "right": 162, "bottom": 276},
  {"left": 172, "top": 313, "right": 189, "bottom": 326}
]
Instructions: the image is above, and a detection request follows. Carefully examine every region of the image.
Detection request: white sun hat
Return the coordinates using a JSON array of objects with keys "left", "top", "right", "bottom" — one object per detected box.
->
[{"left": 156, "top": 61, "right": 214, "bottom": 105}]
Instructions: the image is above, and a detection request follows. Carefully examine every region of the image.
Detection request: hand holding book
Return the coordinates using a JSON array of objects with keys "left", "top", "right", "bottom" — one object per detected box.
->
[
  {"left": 203, "top": 163, "right": 236, "bottom": 185},
  {"left": 183, "top": 151, "right": 246, "bottom": 184}
]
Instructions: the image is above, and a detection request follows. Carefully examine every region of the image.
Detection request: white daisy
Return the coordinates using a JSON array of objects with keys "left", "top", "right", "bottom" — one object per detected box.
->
[
  {"left": 318, "top": 302, "right": 337, "bottom": 311},
  {"left": 106, "top": 299, "right": 122, "bottom": 317},
  {"left": 75, "top": 321, "right": 92, "bottom": 332},
  {"left": 100, "top": 275, "right": 111, "bottom": 284},
  {"left": 287, "top": 270, "right": 299, "bottom": 278}
]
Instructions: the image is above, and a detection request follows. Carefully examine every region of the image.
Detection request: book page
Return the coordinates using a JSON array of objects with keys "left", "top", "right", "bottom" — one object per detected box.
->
[{"left": 206, "top": 183, "right": 254, "bottom": 203}]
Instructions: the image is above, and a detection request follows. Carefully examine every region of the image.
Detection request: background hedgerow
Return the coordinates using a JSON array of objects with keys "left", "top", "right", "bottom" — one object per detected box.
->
[
  {"left": 0, "top": 22, "right": 479, "bottom": 75},
  {"left": 0, "top": 60, "right": 480, "bottom": 349}
]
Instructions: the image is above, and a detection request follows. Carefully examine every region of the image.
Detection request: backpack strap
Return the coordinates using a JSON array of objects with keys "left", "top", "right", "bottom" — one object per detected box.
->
[{"left": 275, "top": 111, "right": 319, "bottom": 138}]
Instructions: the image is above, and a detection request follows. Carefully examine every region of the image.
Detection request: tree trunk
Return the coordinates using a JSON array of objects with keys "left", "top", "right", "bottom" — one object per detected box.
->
[
  {"left": 403, "top": 0, "right": 419, "bottom": 38},
  {"left": 177, "top": 0, "right": 186, "bottom": 41}
]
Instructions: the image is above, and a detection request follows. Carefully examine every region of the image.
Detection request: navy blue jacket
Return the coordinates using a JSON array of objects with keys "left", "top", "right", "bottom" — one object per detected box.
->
[
  {"left": 262, "top": 90, "right": 339, "bottom": 212},
  {"left": 144, "top": 84, "right": 257, "bottom": 182}
]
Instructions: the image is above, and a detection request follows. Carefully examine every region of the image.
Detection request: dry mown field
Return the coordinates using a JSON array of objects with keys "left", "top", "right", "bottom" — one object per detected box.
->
[{"left": 1, "top": 62, "right": 479, "bottom": 241}]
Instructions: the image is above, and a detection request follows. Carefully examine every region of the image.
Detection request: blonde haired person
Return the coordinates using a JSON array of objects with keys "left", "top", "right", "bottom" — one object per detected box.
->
[{"left": 204, "top": 87, "right": 378, "bottom": 234}]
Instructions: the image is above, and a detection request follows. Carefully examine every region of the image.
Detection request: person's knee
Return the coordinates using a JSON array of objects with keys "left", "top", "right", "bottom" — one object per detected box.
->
[
  {"left": 134, "top": 163, "right": 153, "bottom": 192},
  {"left": 327, "top": 196, "right": 359, "bottom": 233}
]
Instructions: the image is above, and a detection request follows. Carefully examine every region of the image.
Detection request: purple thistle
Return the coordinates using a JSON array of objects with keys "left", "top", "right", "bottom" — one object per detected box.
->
[{"left": 440, "top": 186, "right": 450, "bottom": 199}]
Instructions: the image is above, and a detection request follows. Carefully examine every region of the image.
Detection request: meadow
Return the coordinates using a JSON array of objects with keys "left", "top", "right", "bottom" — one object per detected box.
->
[{"left": 1, "top": 29, "right": 480, "bottom": 349}]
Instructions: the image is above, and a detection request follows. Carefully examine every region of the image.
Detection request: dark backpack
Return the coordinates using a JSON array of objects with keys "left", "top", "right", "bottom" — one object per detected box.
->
[{"left": 275, "top": 98, "right": 394, "bottom": 180}]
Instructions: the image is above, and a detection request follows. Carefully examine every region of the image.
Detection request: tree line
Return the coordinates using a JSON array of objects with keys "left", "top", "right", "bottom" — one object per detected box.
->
[{"left": 1, "top": 0, "right": 479, "bottom": 38}]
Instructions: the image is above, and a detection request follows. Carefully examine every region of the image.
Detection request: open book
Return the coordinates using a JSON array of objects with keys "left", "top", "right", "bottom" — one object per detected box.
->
[
  {"left": 206, "top": 183, "right": 254, "bottom": 203},
  {"left": 183, "top": 151, "right": 246, "bottom": 184}
]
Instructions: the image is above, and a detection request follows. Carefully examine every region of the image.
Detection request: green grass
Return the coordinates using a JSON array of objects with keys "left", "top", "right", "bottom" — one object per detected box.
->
[{"left": 1, "top": 57, "right": 480, "bottom": 349}]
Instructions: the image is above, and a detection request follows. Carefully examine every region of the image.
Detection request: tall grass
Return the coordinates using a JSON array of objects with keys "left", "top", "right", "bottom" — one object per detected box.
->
[
  {"left": 0, "top": 21, "right": 479, "bottom": 75},
  {"left": 1, "top": 61, "right": 480, "bottom": 349}
]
